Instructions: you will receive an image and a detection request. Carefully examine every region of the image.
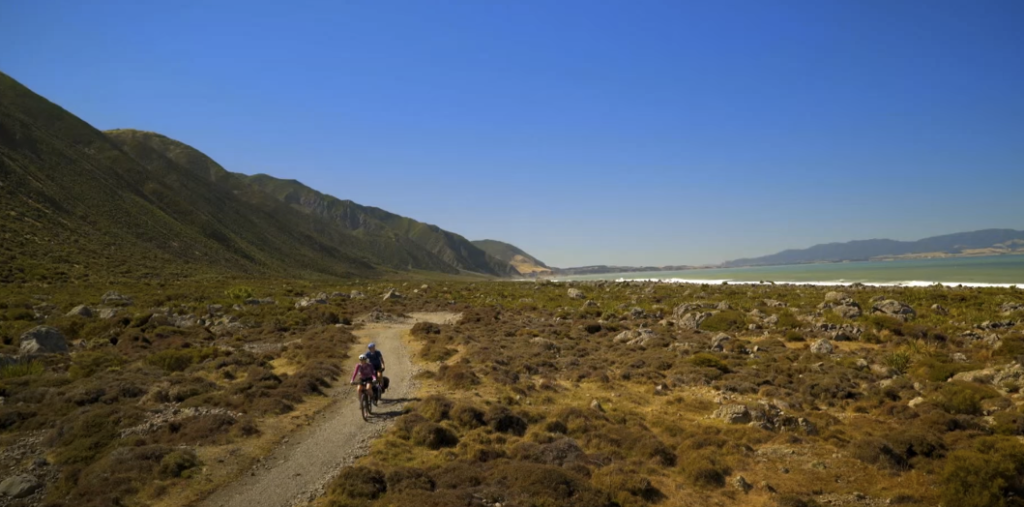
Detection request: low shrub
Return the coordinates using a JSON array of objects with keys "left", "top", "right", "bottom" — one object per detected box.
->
[
  {"left": 689, "top": 353, "right": 728, "bottom": 372},
  {"left": 941, "top": 436, "right": 1024, "bottom": 507},
  {"left": 411, "top": 422, "right": 459, "bottom": 449},
  {"left": 679, "top": 450, "right": 730, "bottom": 488},
  {"left": 329, "top": 466, "right": 387, "bottom": 501},
  {"left": 936, "top": 382, "right": 999, "bottom": 416},
  {"left": 450, "top": 402, "right": 485, "bottom": 429},
  {"left": 158, "top": 449, "right": 200, "bottom": 478}
]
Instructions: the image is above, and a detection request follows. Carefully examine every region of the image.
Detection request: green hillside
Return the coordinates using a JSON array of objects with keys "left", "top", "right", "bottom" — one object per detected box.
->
[
  {"left": 0, "top": 71, "right": 514, "bottom": 283},
  {"left": 243, "top": 174, "right": 517, "bottom": 277},
  {"left": 472, "top": 239, "right": 551, "bottom": 274}
]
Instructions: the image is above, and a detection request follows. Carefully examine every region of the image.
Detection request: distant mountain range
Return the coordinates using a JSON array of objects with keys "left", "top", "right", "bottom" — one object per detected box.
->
[
  {"left": 722, "top": 229, "right": 1024, "bottom": 267},
  {"left": 0, "top": 71, "right": 516, "bottom": 282}
]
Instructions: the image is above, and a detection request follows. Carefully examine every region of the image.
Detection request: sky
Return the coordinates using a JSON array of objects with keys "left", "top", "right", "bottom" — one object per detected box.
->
[{"left": 2, "top": 0, "right": 1023, "bottom": 267}]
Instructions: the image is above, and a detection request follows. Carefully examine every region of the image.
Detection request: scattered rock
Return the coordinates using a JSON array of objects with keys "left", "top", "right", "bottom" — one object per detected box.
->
[
  {"left": 19, "top": 326, "right": 69, "bottom": 355},
  {"left": 567, "top": 288, "right": 586, "bottom": 300},
  {"left": 350, "top": 291, "right": 365, "bottom": 299},
  {"left": 798, "top": 417, "right": 818, "bottom": 436},
  {"left": 759, "top": 481, "right": 777, "bottom": 493},
  {"left": 951, "top": 353, "right": 968, "bottom": 363},
  {"left": 810, "top": 339, "right": 834, "bottom": 355},
  {"left": 931, "top": 304, "right": 949, "bottom": 316},
  {"left": 294, "top": 296, "right": 328, "bottom": 309},
  {"left": 832, "top": 330, "right": 854, "bottom": 342},
  {"left": 590, "top": 399, "right": 604, "bottom": 412},
  {"left": 0, "top": 475, "right": 41, "bottom": 499},
  {"left": 908, "top": 397, "right": 926, "bottom": 408},
  {"left": 678, "top": 312, "right": 713, "bottom": 330},
  {"left": 613, "top": 329, "right": 657, "bottom": 347},
  {"left": 629, "top": 307, "right": 645, "bottom": 319},
  {"left": 713, "top": 404, "right": 752, "bottom": 424},
  {"left": 870, "top": 364, "right": 897, "bottom": 378},
  {"left": 716, "top": 301, "right": 732, "bottom": 310},
  {"left": 711, "top": 333, "right": 732, "bottom": 351},
  {"left": 733, "top": 475, "right": 752, "bottom": 493},
  {"left": 824, "top": 291, "right": 849, "bottom": 302},
  {"left": 583, "top": 300, "right": 599, "bottom": 308},
  {"left": 65, "top": 305, "right": 93, "bottom": 318},
  {"left": 833, "top": 301, "right": 863, "bottom": 319},
  {"left": 1000, "top": 302, "right": 1024, "bottom": 315},
  {"left": 763, "top": 299, "right": 787, "bottom": 308},
  {"left": 382, "top": 288, "right": 403, "bottom": 301},
  {"left": 871, "top": 299, "right": 916, "bottom": 321},
  {"left": 97, "top": 307, "right": 119, "bottom": 319},
  {"left": 101, "top": 291, "right": 133, "bottom": 306}
]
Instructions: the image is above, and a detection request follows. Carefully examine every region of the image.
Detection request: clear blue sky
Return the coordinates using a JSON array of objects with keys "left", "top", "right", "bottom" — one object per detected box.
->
[{"left": 2, "top": 0, "right": 1022, "bottom": 267}]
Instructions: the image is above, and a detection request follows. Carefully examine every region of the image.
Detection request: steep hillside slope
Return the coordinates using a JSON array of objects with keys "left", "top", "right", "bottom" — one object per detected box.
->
[
  {"left": 1, "top": 71, "right": 515, "bottom": 283},
  {"left": 242, "top": 174, "right": 517, "bottom": 277},
  {"left": 104, "top": 130, "right": 463, "bottom": 275},
  {"left": 0, "top": 72, "right": 357, "bottom": 283},
  {"left": 723, "top": 229, "right": 1024, "bottom": 267},
  {"left": 472, "top": 239, "right": 551, "bottom": 274}
]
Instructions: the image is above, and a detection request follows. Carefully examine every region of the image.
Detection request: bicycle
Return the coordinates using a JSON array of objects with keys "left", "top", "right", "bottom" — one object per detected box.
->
[{"left": 353, "top": 379, "right": 374, "bottom": 420}]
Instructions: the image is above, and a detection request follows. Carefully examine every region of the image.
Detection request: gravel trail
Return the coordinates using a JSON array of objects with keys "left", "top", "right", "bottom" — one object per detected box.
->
[{"left": 194, "top": 312, "right": 458, "bottom": 507}]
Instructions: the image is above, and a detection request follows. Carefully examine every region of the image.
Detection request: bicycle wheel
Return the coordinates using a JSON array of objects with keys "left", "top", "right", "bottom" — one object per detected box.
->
[{"left": 360, "top": 391, "right": 370, "bottom": 420}]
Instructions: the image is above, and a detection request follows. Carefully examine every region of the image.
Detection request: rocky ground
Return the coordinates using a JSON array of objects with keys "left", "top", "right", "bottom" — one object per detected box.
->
[{"left": 1, "top": 281, "right": 1023, "bottom": 507}]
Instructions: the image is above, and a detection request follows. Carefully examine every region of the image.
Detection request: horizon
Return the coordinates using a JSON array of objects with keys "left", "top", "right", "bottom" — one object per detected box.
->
[{"left": 2, "top": 0, "right": 1022, "bottom": 267}]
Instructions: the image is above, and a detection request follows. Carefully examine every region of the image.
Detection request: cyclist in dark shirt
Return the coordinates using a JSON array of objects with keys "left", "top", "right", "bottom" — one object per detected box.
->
[{"left": 366, "top": 342, "right": 385, "bottom": 373}]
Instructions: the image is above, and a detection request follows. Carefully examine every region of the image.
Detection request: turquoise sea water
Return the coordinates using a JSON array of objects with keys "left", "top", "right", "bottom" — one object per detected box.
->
[{"left": 558, "top": 255, "right": 1024, "bottom": 286}]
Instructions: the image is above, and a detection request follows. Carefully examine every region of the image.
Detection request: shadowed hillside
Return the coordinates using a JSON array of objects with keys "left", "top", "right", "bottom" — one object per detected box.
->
[
  {"left": 0, "top": 71, "right": 516, "bottom": 282},
  {"left": 242, "top": 174, "right": 517, "bottom": 277},
  {"left": 472, "top": 239, "right": 551, "bottom": 274}
]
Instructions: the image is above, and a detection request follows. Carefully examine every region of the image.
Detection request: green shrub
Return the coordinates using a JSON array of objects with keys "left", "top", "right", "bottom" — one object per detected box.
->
[
  {"left": 146, "top": 347, "right": 217, "bottom": 372},
  {"left": 679, "top": 450, "right": 730, "bottom": 488},
  {"left": 689, "top": 353, "right": 728, "bottom": 372},
  {"left": 882, "top": 350, "right": 912, "bottom": 375},
  {"left": 417, "top": 395, "right": 453, "bottom": 422},
  {"left": 69, "top": 351, "right": 125, "bottom": 379},
  {"left": 225, "top": 286, "right": 255, "bottom": 301},
  {"left": 941, "top": 437, "right": 1024, "bottom": 507},
  {"left": 869, "top": 315, "right": 905, "bottom": 335},
  {"left": 937, "top": 382, "right": 999, "bottom": 416},
  {"left": 158, "top": 449, "right": 200, "bottom": 478},
  {"left": 776, "top": 310, "right": 801, "bottom": 329},
  {"left": 699, "top": 311, "right": 746, "bottom": 332},
  {"left": 411, "top": 422, "right": 459, "bottom": 449},
  {"left": 450, "top": 403, "right": 485, "bottom": 429},
  {"left": 330, "top": 466, "right": 387, "bottom": 501}
]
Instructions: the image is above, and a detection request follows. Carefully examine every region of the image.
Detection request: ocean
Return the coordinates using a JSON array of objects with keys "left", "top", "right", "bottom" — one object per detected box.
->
[{"left": 556, "top": 255, "right": 1024, "bottom": 287}]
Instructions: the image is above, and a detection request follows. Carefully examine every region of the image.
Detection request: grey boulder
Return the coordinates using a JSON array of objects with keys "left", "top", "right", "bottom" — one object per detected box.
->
[
  {"left": 0, "top": 475, "right": 41, "bottom": 499},
  {"left": 20, "top": 326, "right": 69, "bottom": 355}
]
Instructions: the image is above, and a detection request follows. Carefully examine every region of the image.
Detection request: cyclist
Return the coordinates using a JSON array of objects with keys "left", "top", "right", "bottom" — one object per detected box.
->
[
  {"left": 349, "top": 354, "right": 378, "bottom": 403},
  {"left": 366, "top": 342, "right": 386, "bottom": 376}
]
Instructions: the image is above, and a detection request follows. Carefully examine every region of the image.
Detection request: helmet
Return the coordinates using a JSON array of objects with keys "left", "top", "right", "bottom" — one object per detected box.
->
[
  {"left": 358, "top": 354, "right": 367, "bottom": 360},
  {"left": 367, "top": 343, "right": 376, "bottom": 349}
]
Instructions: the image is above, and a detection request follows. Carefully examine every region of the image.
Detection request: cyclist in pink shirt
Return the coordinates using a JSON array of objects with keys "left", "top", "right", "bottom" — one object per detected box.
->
[{"left": 350, "top": 354, "right": 378, "bottom": 402}]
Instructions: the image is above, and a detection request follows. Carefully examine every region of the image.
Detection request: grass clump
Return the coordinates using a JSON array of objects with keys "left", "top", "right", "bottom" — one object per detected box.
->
[{"left": 0, "top": 360, "right": 44, "bottom": 379}]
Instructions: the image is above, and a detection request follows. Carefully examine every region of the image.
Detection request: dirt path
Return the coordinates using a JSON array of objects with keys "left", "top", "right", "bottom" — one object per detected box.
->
[{"left": 195, "top": 312, "right": 458, "bottom": 507}]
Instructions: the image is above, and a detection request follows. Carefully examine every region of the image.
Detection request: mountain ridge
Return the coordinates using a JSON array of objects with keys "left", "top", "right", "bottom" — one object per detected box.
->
[
  {"left": 471, "top": 239, "right": 551, "bottom": 275},
  {"left": 0, "top": 71, "right": 517, "bottom": 282},
  {"left": 722, "top": 228, "right": 1024, "bottom": 267}
]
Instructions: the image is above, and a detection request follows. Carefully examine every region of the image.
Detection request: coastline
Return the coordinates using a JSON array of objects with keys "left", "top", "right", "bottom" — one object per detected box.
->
[{"left": 572, "top": 278, "right": 1023, "bottom": 289}]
